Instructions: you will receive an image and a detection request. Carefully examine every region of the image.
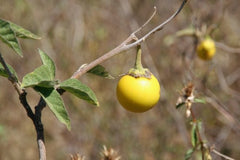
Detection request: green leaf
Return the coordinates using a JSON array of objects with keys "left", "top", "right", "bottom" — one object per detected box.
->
[
  {"left": 197, "top": 120, "right": 202, "bottom": 134},
  {"left": 9, "top": 22, "right": 41, "bottom": 40},
  {"left": 175, "top": 26, "right": 195, "bottom": 37},
  {"left": 87, "top": 65, "right": 114, "bottom": 79},
  {"left": 0, "top": 19, "right": 22, "bottom": 56},
  {"left": 176, "top": 102, "right": 185, "bottom": 109},
  {"left": 191, "top": 122, "right": 198, "bottom": 147},
  {"left": 185, "top": 148, "right": 194, "bottom": 160},
  {"left": 34, "top": 86, "right": 71, "bottom": 130},
  {"left": 0, "top": 63, "right": 18, "bottom": 80},
  {"left": 21, "top": 65, "right": 55, "bottom": 88},
  {"left": 194, "top": 98, "right": 206, "bottom": 104},
  {"left": 59, "top": 78, "right": 99, "bottom": 106},
  {"left": 36, "top": 80, "right": 58, "bottom": 88},
  {"left": 38, "top": 49, "right": 55, "bottom": 80}
]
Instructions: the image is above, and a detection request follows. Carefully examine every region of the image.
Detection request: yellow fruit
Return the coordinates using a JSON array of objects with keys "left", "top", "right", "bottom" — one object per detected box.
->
[
  {"left": 197, "top": 38, "right": 216, "bottom": 60},
  {"left": 116, "top": 74, "right": 160, "bottom": 113}
]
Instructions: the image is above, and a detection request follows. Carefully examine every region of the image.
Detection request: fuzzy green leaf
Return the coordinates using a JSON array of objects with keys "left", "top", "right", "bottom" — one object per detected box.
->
[
  {"left": 185, "top": 148, "right": 194, "bottom": 160},
  {"left": 21, "top": 65, "right": 55, "bottom": 88},
  {"left": 194, "top": 98, "right": 206, "bottom": 104},
  {"left": 191, "top": 122, "right": 198, "bottom": 147},
  {"left": 0, "top": 63, "right": 18, "bottom": 80},
  {"left": 34, "top": 86, "right": 71, "bottom": 130},
  {"left": 197, "top": 120, "right": 202, "bottom": 134},
  {"left": 0, "top": 19, "right": 22, "bottom": 56},
  {"left": 176, "top": 102, "right": 185, "bottom": 109},
  {"left": 59, "top": 78, "right": 99, "bottom": 106},
  {"left": 87, "top": 65, "right": 114, "bottom": 79},
  {"left": 38, "top": 49, "right": 55, "bottom": 80},
  {"left": 175, "top": 26, "right": 196, "bottom": 37},
  {"left": 9, "top": 22, "right": 41, "bottom": 40}
]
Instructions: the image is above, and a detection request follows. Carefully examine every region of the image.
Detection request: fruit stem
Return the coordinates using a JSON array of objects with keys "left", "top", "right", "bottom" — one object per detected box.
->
[
  {"left": 135, "top": 45, "right": 144, "bottom": 71},
  {"left": 128, "top": 45, "right": 151, "bottom": 78}
]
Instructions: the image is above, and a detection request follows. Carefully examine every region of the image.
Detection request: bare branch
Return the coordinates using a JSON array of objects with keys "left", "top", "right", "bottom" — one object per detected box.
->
[
  {"left": 38, "top": 140, "right": 47, "bottom": 160},
  {"left": 71, "top": 0, "right": 189, "bottom": 79},
  {"left": 128, "top": 0, "right": 189, "bottom": 47},
  {"left": 215, "top": 41, "right": 240, "bottom": 54},
  {"left": 132, "top": 6, "right": 157, "bottom": 35},
  {"left": 226, "top": 67, "right": 240, "bottom": 85},
  {"left": 212, "top": 149, "right": 235, "bottom": 160},
  {"left": 205, "top": 94, "right": 240, "bottom": 134},
  {"left": 216, "top": 66, "right": 240, "bottom": 99}
]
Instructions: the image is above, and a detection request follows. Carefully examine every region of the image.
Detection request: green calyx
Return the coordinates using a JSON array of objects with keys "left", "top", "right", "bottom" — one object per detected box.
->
[{"left": 127, "top": 45, "right": 152, "bottom": 79}]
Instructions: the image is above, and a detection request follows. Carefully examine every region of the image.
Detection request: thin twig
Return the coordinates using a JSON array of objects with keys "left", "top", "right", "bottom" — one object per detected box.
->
[
  {"left": 132, "top": 6, "right": 157, "bottom": 35},
  {"left": 0, "top": 51, "right": 23, "bottom": 95},
  {"left": 212, "top": 149, "right": 235, "bottom": 160},
  {"left": 38, "top": 139, "right": 47, "bottom": 160},
  {"left": 205, "top": 92, "right": 240, "bottom": 134},
  {"left": 216, "top": 66, "right": 240, "bottom": 100},
  {"left": 215, "top": 41, "right": 240, "bottom": 54},
  {"left": 226, "top": 67, "right": 240, "bottom": 85},
  {"left": 71, "top": 0, "right": 189, "bottom": 79},
  {"left": 207, "top": 0, "right": 229, "bottom": 36},
  {"left": 128, "top": 0, "right": 189, "bottom": 47}
]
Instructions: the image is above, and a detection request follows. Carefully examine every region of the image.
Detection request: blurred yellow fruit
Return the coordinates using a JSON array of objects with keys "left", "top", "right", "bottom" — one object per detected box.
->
[{"left": 197, "top": 38, "right": 216, "bottom": 60}]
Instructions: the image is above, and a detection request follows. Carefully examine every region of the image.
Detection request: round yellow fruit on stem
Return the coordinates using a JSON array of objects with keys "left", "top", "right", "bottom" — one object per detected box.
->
[
  {"left": 116, "top": 74, "right": 160, "bottom": 113},
  {"left": 197, "top": 38, "right": 216, "bottom": 60}
]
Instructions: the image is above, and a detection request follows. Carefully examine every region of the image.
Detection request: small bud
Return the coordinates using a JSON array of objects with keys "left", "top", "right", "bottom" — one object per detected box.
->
[
  {"left": 205, "top": 151, "right": 212, "bottom": 160},
  {"left": 206, "top": 154, "right": 212, "bottom": 160},
  {"left": 186, "top": 109, "right": 191, "bottom": 118}
]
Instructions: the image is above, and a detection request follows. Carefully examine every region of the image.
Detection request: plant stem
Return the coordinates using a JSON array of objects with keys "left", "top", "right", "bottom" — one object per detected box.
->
[
  {"left": 212, "top": 149, "right": 235, "bottom": 160},
  {"left": 35, "top": 97, "right": 46, "bottom": 160},
  {"left": 135, "top": 45, "right": 144, "bottom": 70},
  {"left": 20, "top": 92, "right": 47, "bottom": 160},
  {"left": 0, "top": 51, "right": 47, "bottom": 160},
  {"left": 190, "top": 108, "right": 205, "bottom": 160},
  {"left": 0, "top": 52, "right": 22, "bottom": 94}
]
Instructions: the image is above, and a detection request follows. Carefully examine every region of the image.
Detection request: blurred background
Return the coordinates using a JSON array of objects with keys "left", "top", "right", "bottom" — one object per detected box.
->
[{"left": 0, "top": 0, "right": 240, "bottom": 159}]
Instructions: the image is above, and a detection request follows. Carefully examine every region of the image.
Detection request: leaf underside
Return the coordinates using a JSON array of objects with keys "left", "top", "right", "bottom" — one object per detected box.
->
[
  {"left": 185, "top": 148, "right": 194, "bottom": 160},
  {"left": 87, "top": 65, "right": 114, "bottom": 79},
  {"left": 0, "top": 19, "right": 22, "bottom": 56},
  {"left": 59, "top": 78, "right": 99, "bottom": 106},
  {"left": 0, "top": 19, "right": 41, "bottom": 56},
  {"left": 9, "top": 22, "right": 41, "bottom": 40},
  {"left": 34, "top": 86, "right": 71, "bottom": 130}
]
